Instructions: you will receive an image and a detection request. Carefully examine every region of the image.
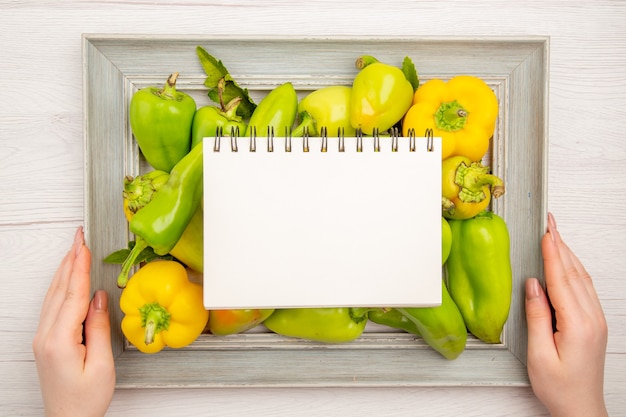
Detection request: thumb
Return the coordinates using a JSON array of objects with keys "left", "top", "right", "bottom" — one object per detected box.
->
[
  {"left": 84, "top": 290, "right": 114, "bottom": 368},
  {"left": 525, "top": 278, "right": 557, "bottom": 360}
]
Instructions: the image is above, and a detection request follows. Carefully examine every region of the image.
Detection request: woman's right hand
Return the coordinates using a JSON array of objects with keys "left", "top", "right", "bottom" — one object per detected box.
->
[{"left": 525, "top": 213, "right": 609, "bottom": 417}]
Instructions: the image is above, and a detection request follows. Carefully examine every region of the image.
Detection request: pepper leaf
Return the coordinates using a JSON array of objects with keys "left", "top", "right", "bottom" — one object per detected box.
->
[
  {"left": 196, "top": 46, "right": 257, "bottom": 119},
  {"left": 402, "top": 56, "right": 419, "bottom": 92},
  {"left": 103, "top": 241, "right": 172, "bottom": 265}
]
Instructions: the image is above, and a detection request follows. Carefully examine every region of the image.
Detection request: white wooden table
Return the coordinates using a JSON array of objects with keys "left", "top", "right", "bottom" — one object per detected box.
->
[{"left": 1, "top": 1, "right": 624, "bottom": 416}]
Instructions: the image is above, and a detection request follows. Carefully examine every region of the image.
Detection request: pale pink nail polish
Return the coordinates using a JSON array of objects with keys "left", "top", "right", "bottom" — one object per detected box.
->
[
  {"left": 547, "top": 212, "right": 557, "bottom": 242},
  {"left": 526, "top": 278, "right": 542, "bottom": 300},
  {"left": 93, "top": 290, "right": 108, "bottom": 312},
  {"left": 74, "top": 226, "right": 84, "bottom": 256}
]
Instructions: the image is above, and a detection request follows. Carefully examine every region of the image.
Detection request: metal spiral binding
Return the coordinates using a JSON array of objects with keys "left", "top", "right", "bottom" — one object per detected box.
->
[
  {"left": 284, "top": 126, "right": 292, "bottom": 152},
  {"left": 214, "top": 126, "right": 434, "bottom": 152},
  {"left": 356, "top": 128, "right": 363, "bottom": 152},
  {"left": 373, "top": 128, "right": 380, "bottom": 152},
  {"left": 303, "top": 126, "right": 310, "bottom": 152},
  {"left": 230, "top": 126, "right": 239, "bottom": 152},
  {"left": 266, "top": 126, "right": 274, "bottom": 152},
  {"left": 425, "top": 128, "right": 434, "bottom": 152},
  {"left": 391, "top": 127, "right": 399, "bottom": 152},
  {"left": 406, "top": 128, "right": 433, "bottom": 152},
  {"left": 213, "top": 127, "right": 222, "bottom": 152},
  {"left": 247, "top": 126, "right": 255, "bottom": 152},
  {"left": 408, "top": 128, "right": 416, "bottom": 152},
  {"left": 338, "top": 127, "right": 345, "bottom": 152}
]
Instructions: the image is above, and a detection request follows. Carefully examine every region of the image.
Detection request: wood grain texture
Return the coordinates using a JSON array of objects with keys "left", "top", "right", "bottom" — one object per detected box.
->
[{"left": 1, "top": 0, "right": 625, "bottom": 415}]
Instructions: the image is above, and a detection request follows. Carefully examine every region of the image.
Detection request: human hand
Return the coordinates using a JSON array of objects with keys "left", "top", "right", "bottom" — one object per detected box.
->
[
  {"left": 525, "top": 213, "right": 608, "bottom": 417},
  {"left": 33, "top": 226, "right": 115, "bottom": 417}
]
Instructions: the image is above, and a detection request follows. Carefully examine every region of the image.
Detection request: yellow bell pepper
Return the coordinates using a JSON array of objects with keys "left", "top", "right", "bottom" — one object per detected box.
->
[
  {"left": 402, "top": 75, "right": 498, "bottom": 161},
  {"left": 441, "top": 155, "right": 504, "bottom": 220},
  {"left": 120, "top": 260, "right": 209, "bottom": 354}
]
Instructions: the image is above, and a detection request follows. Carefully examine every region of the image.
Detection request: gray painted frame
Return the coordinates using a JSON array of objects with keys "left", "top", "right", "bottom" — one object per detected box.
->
[{"left": 82, "top": 35, "right": 548, "bottom": 388}]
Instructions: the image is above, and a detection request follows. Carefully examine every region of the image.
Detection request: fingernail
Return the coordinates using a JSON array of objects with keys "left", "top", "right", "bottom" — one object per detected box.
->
[
  {"left": 525, "top": 278, "right": 542, "bottom": 300},
  {"left": 547, "top": 212, "right": 557, "bottom": 243},
  {"left": 93, "top": 290, "right": 108, "bottom": 312},
  {"left": 74, "top": 226, "right": 84, "bottom": 256}
]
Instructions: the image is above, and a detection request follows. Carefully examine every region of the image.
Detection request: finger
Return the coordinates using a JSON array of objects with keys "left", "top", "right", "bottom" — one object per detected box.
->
[
  {"left": 541, "top": 217, "right": 586, "bottom": 322},
  {"left": 84, "top": 290, "right": 115, "bottom": 375},
  {"left": 525, "top": 277, "right": 558, "bottom": 363},
  {"left": 36, "top": 229, "right": 84, "bottom": 336},
  {"left": 548, "top": 215, "right": 601, "bottom": 320},
  {"left": 39, "top": 227, "right": 84, "bottom": 317},
  {"left": 558, "top": 238, "right": 603, "bottom": 308},
  {"left": 55, "top": 240, "right": 92, "bottom": 343}
]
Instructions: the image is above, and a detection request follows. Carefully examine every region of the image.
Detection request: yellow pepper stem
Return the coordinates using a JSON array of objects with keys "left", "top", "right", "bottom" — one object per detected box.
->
[
  {"left": 139, "top": 302, "right": 171, "bottom": 345},
  {"left": 455, "top": 161, "right": 505, "bottom": 203},
  {"left": 435, "top": 100, "right": 468, "bottom": 132}
]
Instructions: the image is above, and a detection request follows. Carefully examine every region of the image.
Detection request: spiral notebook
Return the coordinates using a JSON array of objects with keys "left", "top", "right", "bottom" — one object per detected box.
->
[{"left": 203, "top": 129, "right": 442, "bottom": 309}]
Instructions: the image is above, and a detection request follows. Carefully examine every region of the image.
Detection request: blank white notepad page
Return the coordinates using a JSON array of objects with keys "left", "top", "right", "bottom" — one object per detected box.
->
[{"left": 203, "top": 135, "right": 441, "bottom": 309}]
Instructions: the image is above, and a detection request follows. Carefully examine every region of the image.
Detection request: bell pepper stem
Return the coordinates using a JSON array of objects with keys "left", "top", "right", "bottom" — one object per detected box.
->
[
  {"left": 159, "top": 72, "right": 180, "bottom": 100},
  {"left": 139, "top": 302, "right": 171, "bottom": 345},
  {"left": 349, "top": 307, "right": 373, "bottom": 323},
  {"left": 442, "top": 196, "right": 455, "bottom": 213},
  {"left": 117, "top": 237, "right": 149, "bottom": 288},
  {"left": 435, "top": 100, "right": 468, "bottom": 132},
  {"left": 355, "top": 55, "right": 380, "bottom": 70},
  {"left": 123, "top": 170, "right": 169, "bottom": 216},
  {"left": 455, "top": 161, "right": 505, "bottom": 203},
  {"left": 291, "top": 111, "right": 317, "bottom": 137}
]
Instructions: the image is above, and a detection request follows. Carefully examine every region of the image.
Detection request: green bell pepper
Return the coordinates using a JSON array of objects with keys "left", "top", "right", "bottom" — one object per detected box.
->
[
  {"left": 294, "top": 85, "right": 356, "bottom": 137},
  {"left": 263, "top": 307, "right": 368, "bottom": 343},
  {"left": 191, "top": 79, "right": 247, "bottom": 149},
  {"left": 446, "top": 211, "right": 513, "bottom": 343},
  {"left": 246, "top": 82, "right": 298, "bottom": 137},
  {"left": 129, "top": 72, "right": 196, "bottom": 172},
  {"left": 130, "top": 141, "right": 204, "bottom": 256},
  {"left": 349, "top": 57, "right": 414, "bottom": 135},
  {"left": 192, "top": 99, "right": 247, "bottom": 149}
]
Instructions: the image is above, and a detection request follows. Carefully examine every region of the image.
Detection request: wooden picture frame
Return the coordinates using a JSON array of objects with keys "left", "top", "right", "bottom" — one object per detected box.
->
[{"left": 82, "top": 35, "right": 548, "bottom": 388}]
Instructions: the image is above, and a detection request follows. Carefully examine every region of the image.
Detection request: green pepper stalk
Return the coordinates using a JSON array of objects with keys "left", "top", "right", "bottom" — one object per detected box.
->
[
  {"left": 129, "top": 72, "right": 196, "bottom": 172},
  {"left": 191, "top": 78, "right": 247, "bottom": 149},
  {"left": 263, "top": 307, "right": 369, "bottom": 343},
  {"left": 445, "top": 211, "right": 513, "bottom": 343},
  {"left": 290, "top": 111, "right": 317, "bottom": 137},
  {"left": 196, "top": 46, "right": 257, "bottom": 119}
]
